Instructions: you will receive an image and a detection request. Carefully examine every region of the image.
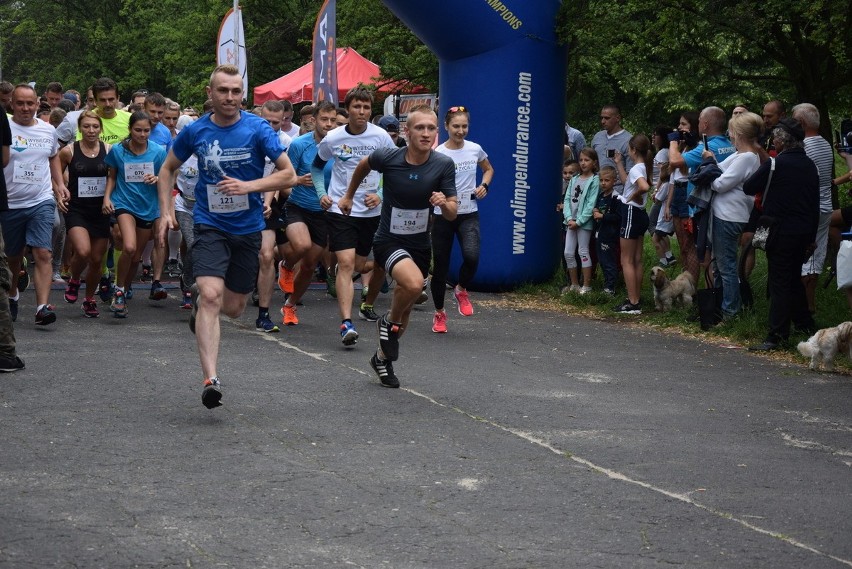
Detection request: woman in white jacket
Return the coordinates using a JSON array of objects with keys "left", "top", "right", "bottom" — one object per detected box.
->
[{"left": 702, "top": 112, "right": 764, "bottom": 319}]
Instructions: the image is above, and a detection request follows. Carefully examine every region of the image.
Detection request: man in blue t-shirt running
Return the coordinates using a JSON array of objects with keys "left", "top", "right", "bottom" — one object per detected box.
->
[{"left": 157, "top": 64, "right": 297, "bottom": 410}]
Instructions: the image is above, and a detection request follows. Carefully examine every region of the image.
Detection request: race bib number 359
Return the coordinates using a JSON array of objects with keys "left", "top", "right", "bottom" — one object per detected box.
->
[{"left": 13, "top": 162, "right": 46, "bottom": 184}]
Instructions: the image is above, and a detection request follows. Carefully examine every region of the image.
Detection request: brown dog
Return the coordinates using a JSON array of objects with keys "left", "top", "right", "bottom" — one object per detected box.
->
[
  {"left": 797, "top": 322, "right": 852, "bottom": 371},
  {"left": 650, "top": 266, "right": 696, "bottom": 312}
]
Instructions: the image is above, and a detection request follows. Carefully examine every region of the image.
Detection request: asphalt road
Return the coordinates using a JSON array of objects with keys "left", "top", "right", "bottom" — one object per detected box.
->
[{"left": 0, "top": 280, "right": 850, "bottom": 568}]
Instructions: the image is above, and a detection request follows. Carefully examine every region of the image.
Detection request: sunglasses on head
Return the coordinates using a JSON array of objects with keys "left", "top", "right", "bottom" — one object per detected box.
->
[{"left": 448, "top": 106, "right": 467, "bottom": 113}]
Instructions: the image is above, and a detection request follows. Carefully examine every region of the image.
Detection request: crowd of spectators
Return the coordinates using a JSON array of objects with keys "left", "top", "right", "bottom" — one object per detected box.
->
[{"left": 562, "top": 100, "right": 850, "bottom": 350}]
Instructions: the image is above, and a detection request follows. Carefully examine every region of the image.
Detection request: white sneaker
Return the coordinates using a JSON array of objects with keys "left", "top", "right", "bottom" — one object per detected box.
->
[{"left": 579, "top": 286, "right": 593, "bottom": 295}]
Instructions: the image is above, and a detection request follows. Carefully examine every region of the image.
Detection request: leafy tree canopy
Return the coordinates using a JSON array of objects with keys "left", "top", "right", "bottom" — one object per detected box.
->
[
  {"left": 1, "top": 0, "right": 849, "bottom": 140},
  {"left": 0, "top": 0, "right": 435, "bottom": 109},
  {"left": 558, "top": 0, "right": 852, "bottom": 139}
]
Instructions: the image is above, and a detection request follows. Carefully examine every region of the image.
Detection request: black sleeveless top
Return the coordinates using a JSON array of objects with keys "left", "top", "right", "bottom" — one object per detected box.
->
[{"left": 69, "top": 141, "right": 108, "bottom": 210}]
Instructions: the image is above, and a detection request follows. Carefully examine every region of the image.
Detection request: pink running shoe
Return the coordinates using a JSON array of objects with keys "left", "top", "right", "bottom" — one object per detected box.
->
[
  {"left": 81, "top": 299, "right": 99, "bottom": 318},
  {"left": 454, "top": 287, "right": 473, "bottom": 316},
  {"left": 64, "top": 279, "right": 81, "bottom": 304},
  {"left": 432, "top": 310, "right": 447, "bottom": 333}
]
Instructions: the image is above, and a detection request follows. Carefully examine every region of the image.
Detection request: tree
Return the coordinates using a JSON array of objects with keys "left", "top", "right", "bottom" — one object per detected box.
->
[
  {"left": 558, "top": 0, "right": 852, "bottom": 139},
  {"left": 0, "top": 0, "right": 433, "bottom": 109}
]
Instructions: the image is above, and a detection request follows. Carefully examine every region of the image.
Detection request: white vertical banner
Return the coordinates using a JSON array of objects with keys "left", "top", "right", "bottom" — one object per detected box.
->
[{"left": 217, "top": 5, "right": 248, "bottom": 98}]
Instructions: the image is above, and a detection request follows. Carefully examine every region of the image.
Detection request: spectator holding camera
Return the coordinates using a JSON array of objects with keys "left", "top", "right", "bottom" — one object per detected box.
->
[
  {"left": 669, "top": 107, "right": 736, "bottom": 279},
  {"left": 663, "top": 111, "right": 700, "bottom": 280},
  {"left": 744, "top": 118, "right": 819, "bottom": 351}
]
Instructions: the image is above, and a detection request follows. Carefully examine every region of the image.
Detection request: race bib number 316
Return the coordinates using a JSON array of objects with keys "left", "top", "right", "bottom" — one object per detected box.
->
[{"left": 78, "top": 176, "right": 106, "bottom": 198}]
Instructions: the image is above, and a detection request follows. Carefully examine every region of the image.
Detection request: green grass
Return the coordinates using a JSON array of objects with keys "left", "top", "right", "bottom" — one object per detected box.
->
[
  {"left": 514, "top": 158, "right": 852, "bottom": 368},
  {"left": 528, "top": 235, "right": 851, "bottom": 365}
]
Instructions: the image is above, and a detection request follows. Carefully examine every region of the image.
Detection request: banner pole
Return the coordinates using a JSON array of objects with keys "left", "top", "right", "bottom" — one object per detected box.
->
[{"left": 233, "top": 0, "right": 240, "bottom": 70}]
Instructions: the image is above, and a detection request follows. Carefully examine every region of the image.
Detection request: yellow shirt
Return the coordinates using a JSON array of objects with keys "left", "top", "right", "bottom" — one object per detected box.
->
[{"left": 77, "top": 109, "right": 130, "bottom": 144}]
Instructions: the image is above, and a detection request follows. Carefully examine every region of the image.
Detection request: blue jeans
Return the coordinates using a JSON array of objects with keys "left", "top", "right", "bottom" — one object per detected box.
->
[{"left": 711, "top": 216, "right": 745, "bottom": 317}]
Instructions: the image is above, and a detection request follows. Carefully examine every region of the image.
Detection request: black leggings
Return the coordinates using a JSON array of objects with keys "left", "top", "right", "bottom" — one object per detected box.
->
[{"left": 431, "top": 212, "right": 480, "bottom": 310}]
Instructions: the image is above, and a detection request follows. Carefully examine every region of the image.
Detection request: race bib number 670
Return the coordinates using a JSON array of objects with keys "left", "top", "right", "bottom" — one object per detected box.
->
[{"left": 124, "top": 162, "right": 154, "bottom": 183}]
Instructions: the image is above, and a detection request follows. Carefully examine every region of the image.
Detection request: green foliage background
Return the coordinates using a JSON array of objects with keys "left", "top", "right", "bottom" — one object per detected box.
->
[
  {"left": 0, "top": 0, "right": 849, "bottom": 135},
  {"left": 0, "top": 0, "right": 436, "bottom": 109},
  {"left": 558, "top": 0, "right": 852, "bottom": 139}
]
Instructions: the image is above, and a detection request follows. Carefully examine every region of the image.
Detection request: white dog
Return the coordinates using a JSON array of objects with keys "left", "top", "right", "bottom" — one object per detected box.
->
[
  {"left": 650, "top": 267, "right": 696, "bottom": 312},
  {"left": 797, "top": 321, "right": 852, "bottom": 371}
]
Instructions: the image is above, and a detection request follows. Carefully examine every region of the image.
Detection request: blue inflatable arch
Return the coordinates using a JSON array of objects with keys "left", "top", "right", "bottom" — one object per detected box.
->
[{"left": 383, "top": 0, "right": 567, "bottom": 291}]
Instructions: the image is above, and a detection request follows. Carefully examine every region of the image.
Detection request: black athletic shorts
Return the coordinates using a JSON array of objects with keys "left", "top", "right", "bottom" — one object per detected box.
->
[
  {"left": 619, "top": 201, "right": 649, "bottom": 240},
  {"left": 65, "top": 206, "right": 111, "bottom": 239},
  {"left": 373, "top": 240, "right": 430, "bottom": 278},
  {"left": 285, "top": 202, "right": 328, "bottom": 247},
  {"left": 327, "top": 212, "right": 379, "bottom": 257},
  {"left": 192, "top": 224, "right": 262, "bottom": 294},
  {"left": 114, "top": 208, "right": 155, "bottom": 230}
]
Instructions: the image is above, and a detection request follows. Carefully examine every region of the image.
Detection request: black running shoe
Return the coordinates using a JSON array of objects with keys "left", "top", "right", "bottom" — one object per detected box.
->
[
  {"left": 377, "top": 314, "right": 401, "bottom": 361},
  {"left": 149, "top": 281, "right": 168, "bottom": 301},
  {"left": 35, "top": 304, "right": 57, "bottom": 326},
  {"left": 98, "top": 275, "right": 113, "bottom": 302},
  {"left": 358, "top": 302, "right": 379, "bottom": 322},
  {"left": 202, "top": 377, "right": 222, "bottom": 408},
  {"left": 370, "top": 352, "right": 400, "bottom": 388},
  {"left": 612, "top": 300, "right": 642, "bottom": 315},
  {"left": 0, "top": 355, "right": 25, "bottom": 372}
]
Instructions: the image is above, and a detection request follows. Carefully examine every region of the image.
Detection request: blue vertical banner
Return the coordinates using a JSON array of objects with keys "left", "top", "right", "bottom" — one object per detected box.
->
[
  {"left": 383, "top": 0, "right": 567, "bottom": 291},
  {"left": 312, "top": 0, "right": 338, "bottom": 104}
]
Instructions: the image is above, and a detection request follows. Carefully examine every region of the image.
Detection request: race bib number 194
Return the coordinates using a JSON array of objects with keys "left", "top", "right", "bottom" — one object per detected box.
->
[{"left": 390, "top": 207, "right": 429, "bottom": 235}]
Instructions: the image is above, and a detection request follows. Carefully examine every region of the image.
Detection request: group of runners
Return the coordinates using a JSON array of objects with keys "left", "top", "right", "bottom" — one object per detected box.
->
[{"left": 7, "top": 64, "right": 494, "bottom": 406}]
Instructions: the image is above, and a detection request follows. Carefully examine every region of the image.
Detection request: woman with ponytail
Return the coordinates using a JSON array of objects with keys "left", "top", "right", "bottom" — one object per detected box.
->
[
  {"left": 102, "top": 110, "right": 166, "bottom": 317},
  {"left": 612, "top": 133, "right": 653, "bottom": 314}
]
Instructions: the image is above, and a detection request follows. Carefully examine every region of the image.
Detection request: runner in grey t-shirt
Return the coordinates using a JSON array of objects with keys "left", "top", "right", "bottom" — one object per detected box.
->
[
  {"left": 339, "top": 105, "right": 457, "bottom": 389},
  {"left": 369, "top": 146, "right": 456, "bottom": 249}
]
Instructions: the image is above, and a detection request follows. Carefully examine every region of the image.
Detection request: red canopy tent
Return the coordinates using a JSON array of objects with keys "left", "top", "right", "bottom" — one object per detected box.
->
[{"left": 253, "top": 47, "right": 423, "bottom": 105}]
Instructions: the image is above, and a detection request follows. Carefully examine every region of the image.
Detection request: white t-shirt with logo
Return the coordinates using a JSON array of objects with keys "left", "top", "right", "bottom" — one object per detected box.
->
[
  {"left": 434, "top": 140, "right": 487, "bottom": 215},
  {"left": 317, "top": 123, "right": 394, "bottom": 218},
  {"left": 5, "top": 118, "right": 59, "bottom": 208}
]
